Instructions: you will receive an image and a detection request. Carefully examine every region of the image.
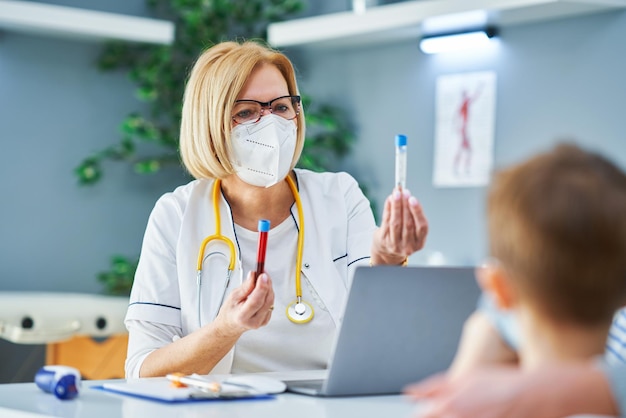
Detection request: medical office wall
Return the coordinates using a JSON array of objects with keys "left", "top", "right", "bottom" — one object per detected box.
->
[
  {"left": 0, "top": 0, "right": 186, "bottom": 294},
  {"left": 289, "top": 3, "right": 626, "bottom": 266}
]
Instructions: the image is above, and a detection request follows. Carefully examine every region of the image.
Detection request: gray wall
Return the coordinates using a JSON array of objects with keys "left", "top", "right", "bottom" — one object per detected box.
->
[
  {"left": 0, "top": 0, "right": 187, "bottom": 294},
  {"left": 1, "top": 0, "right": 625, "bottom": 381},
  {"left": 292, "top": 7, "right": 626, "bottom": 266}
]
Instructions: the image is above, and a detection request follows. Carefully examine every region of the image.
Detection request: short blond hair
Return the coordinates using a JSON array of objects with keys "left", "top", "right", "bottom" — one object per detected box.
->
[
  {"left": 488, "top": 143, "right": 626, "bottom": 325},
  {"left": 180, "top": 40, "right": 305, "bottom": 179}
]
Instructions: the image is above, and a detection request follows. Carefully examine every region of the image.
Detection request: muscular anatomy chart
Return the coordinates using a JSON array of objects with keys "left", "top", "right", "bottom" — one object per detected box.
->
[{"left": 433, "top": 71, "right": 496, "bottom": 187}]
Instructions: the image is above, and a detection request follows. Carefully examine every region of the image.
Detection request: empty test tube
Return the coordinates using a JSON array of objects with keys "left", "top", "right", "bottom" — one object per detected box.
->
[{"left": 395, "top": 134, "right": 407, "bottom": 190}]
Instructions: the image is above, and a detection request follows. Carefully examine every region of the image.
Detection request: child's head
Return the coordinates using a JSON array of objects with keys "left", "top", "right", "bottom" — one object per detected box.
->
[{"left": 484, "top": 143, "right": 626, "bottom": 327}]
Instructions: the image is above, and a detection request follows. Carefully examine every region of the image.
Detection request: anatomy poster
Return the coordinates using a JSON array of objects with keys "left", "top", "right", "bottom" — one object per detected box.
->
[{"left": 433, "top": 71, "right": 496, "bottom": 187}]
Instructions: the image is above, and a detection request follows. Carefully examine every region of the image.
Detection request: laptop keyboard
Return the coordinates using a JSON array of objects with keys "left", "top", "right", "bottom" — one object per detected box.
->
[{"left": 286, "top": 379, "right": 325, "bottom": 391}]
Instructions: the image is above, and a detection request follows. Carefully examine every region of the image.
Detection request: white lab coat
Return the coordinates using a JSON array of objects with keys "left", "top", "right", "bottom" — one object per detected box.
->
[{"left": 125, "top": 169, "right": 376, "bottom": 376}]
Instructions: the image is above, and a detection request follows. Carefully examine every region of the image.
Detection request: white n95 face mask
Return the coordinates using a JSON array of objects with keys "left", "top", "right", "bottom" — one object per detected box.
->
[{"left": 230, "top": 114, "right": 297, "bottom": 188}]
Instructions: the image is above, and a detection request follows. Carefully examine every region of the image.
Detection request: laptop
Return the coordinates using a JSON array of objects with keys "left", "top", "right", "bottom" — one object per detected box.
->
[{"left": 285, "top": 265, "right": 481, "bottom": 396}]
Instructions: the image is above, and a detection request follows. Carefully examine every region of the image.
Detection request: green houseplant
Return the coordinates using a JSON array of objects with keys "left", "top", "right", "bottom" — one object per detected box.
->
[{"left": 75, "top": 0, "right": 361, "bottom": 295}]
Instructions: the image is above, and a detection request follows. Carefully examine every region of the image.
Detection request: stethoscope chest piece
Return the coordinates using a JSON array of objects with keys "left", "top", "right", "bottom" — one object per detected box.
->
[{"left": 286, "top": 300, "right": 314, "bottom": 324}]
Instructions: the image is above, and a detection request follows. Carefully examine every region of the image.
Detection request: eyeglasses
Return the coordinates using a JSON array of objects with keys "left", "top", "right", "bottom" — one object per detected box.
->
[{"left": 232, "top": 95, "right": 301, "bottom": 125}]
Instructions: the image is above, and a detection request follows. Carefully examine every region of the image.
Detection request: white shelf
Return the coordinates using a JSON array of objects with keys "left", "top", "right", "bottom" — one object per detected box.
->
[
  {"left": 268, "top": 0, "right": 626, "bottom": 49},
  {"left": 0, "top": 0, "right": 174, "bottom": 45}
]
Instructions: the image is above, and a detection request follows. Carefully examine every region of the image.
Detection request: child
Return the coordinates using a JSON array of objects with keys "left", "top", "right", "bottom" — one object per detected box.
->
[
  {"left": 480, "top": 142, "right": 626, "bottom": 369},
  {"left": 407, "top": 143, "right": 626, "bottom": 416}
]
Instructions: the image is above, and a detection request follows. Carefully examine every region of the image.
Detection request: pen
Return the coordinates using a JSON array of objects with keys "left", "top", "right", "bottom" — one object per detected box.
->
[
  {"left": 255, "top": 219, "right": 270, "bottom": 283},
  {"left": 166, "top": 373, "right": 221, "bottom": 393}
]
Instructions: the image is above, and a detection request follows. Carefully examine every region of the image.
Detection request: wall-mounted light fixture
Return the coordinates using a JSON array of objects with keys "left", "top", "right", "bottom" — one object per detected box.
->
[{"left": 419, "top": 27, "right": 497, "bottom": 55}]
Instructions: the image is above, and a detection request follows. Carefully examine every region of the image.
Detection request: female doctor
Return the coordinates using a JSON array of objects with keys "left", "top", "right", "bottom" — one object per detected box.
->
[{"left": 125, "top": 40, "right": 428, "bottom": 378}]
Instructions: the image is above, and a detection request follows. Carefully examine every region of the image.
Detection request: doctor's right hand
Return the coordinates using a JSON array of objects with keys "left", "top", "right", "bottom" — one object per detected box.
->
[{"left": 214, "top": 271, "right": 275, "bottom": 337}]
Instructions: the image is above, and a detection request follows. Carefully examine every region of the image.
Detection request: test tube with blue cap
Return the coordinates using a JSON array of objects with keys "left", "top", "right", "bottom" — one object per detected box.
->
[
  {"left": 255, "top": 219, "right": 270, "bottom": 283},
  {"left": 395, "top": 134, "right": 407, "bottom": 190}
]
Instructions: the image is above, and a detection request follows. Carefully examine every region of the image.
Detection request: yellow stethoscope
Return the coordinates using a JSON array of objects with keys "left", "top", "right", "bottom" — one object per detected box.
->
[{"left": 196, "top": 175, "right": 314, "bottom": 326}]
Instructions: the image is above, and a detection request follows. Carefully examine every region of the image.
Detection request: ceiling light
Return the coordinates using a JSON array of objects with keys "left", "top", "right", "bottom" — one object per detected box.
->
[{"left": 420, "top": 27, "right": 497, "bottom": 55}]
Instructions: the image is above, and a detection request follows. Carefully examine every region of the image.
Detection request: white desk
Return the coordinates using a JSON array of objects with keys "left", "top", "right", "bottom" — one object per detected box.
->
[{"left": 0, "top": 379, "right": 421, "bottom": 418}]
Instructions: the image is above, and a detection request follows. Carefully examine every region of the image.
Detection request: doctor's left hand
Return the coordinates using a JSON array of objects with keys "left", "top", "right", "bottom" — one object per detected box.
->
[
  {"left": 214, "top": 271, "right": 275, "bottom": 337},
  {"left": 370, "top": 188, "right": 428, "bottom": 265}
]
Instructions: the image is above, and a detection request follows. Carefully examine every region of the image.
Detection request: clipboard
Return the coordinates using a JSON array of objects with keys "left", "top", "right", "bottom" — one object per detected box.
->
[{"left": 92, "top": 379, "right": 274, "bottom": 403}]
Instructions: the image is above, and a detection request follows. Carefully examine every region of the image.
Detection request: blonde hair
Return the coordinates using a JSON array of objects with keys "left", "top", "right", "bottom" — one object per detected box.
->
[
  {"left": 488, "top": 143, "right": 626, "bottom": 325},
  {"left": 179, "top": 40, "right": 305, "bottom": 179}
]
